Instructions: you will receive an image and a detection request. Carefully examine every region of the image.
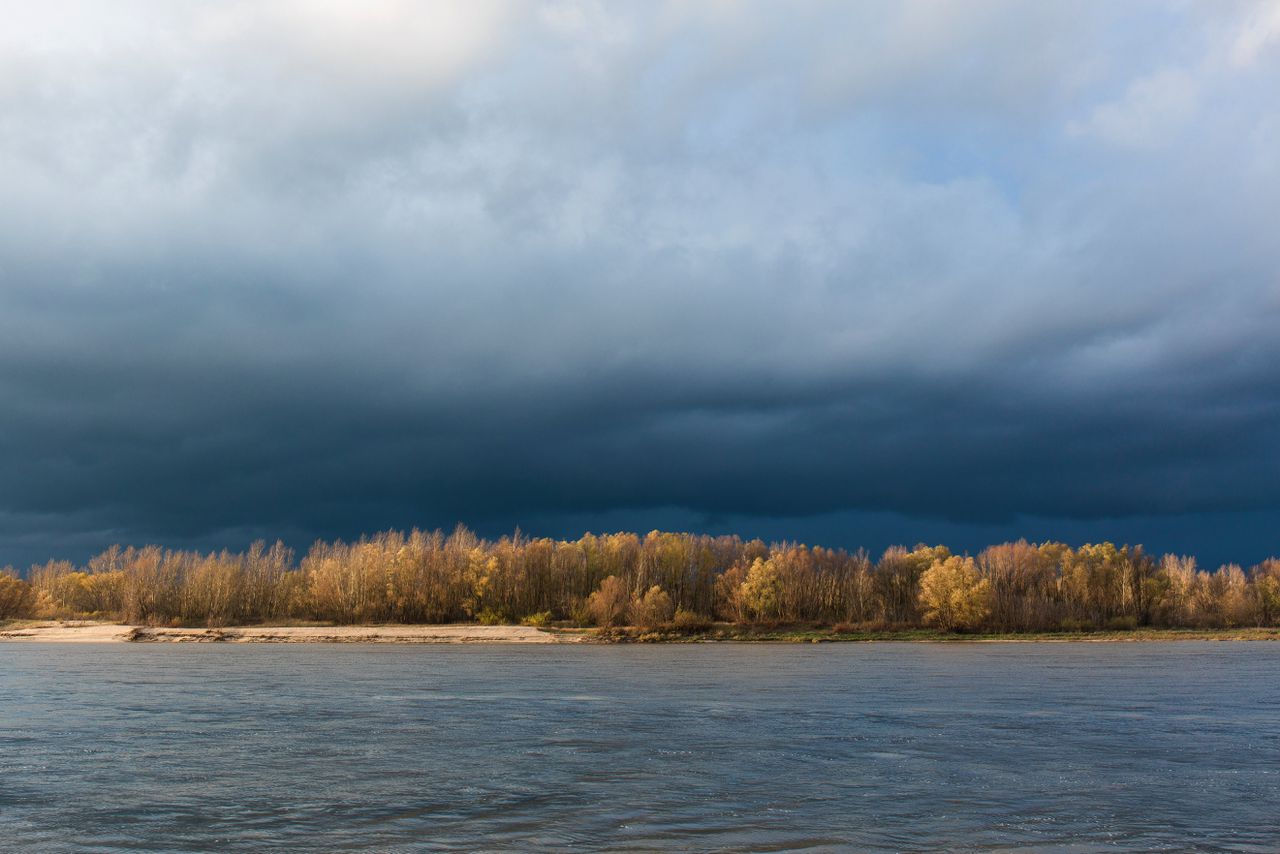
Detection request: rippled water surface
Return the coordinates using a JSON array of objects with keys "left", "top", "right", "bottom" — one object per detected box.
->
[{"left": 2, "top": 642, "right": 1278, "bottom": 852}]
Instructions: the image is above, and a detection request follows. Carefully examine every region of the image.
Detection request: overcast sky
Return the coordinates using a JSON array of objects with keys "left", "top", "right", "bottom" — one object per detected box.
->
[{"left": 2, "top": 1, "right": 1279, "bottom": 568}]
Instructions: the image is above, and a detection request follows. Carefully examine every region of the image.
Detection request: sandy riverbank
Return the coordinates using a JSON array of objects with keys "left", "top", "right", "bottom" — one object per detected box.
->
[
  {"left": 0, "top": 621, "right": 582, "bottom": 644},
  {"left": 4, "top": 621, "right": 1277, "bottom": 644}
]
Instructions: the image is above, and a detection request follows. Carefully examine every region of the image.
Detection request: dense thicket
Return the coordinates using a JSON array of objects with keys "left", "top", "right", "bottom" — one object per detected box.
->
[{"left": 3, "top": 528, "right": 1279, "bottom": 631}]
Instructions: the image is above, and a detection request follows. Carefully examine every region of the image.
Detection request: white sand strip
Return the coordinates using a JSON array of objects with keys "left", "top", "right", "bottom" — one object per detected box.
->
[{"left": 0, "top": 622, "right": 581, "bottom": 644}]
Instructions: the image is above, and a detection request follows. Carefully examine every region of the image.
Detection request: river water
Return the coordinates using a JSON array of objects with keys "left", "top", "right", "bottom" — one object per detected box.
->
[{"left": 1, "top": 642, "right": 1277, "bottom": 851}]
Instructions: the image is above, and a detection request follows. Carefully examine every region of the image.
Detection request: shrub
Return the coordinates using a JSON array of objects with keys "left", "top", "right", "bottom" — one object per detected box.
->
[
  {"left": 1059, "top": 617, "right": 1095, "bottom": 632},
  {"left": 476, "top": 608, "right": 509, "bottom": 626},
  {"left": 670, "top": 607, "right": 711, "bottom": 632},
  {"left": 1106, "top": 615, "right": 1138, "bottom": 631},
  {"left": 629, "top": 586, "right": 675, "bottom": 629},
  {"left": 568, "top": 596, "right": 593, "bottom": 627},
  {"left": 520, "top": 611, "right": 553, "bottom": 627}
]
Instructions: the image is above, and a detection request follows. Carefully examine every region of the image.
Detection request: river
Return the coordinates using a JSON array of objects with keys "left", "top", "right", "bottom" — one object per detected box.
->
[{"left": 2, "top": 642, "right": 1277, "bottom": 851}]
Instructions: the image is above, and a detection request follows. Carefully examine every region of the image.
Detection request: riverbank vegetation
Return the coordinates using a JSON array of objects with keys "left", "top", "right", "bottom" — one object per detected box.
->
[{"left": 2, "top": 528, "right": 1279, "bottom": 634}]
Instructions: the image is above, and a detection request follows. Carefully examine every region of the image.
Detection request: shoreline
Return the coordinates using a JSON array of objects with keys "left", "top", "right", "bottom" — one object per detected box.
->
[
  {"left": 0, "top": 622, "right": 583, "bottom": 644},
  {"left": 2, "top": 621, "right": 1279, "bottom": 645}
]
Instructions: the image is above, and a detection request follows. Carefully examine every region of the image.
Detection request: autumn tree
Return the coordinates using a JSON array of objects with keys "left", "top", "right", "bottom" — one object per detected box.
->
[
  {"left": 0, "top": 569, "right": 35, "bottom": 619},
  {"left": 875, "top": 545, "right": 948, "bottom": 625},
  {"left": 1251, "top": 559, "right": 1280, "bottom": 626},
  {"left": 1156, "top": 554, "right": 1197, "bottom": 627},
  {"left": 586, "top": 575, "right": 629, "bottom": 627},
  {"left": 629, "top": 585, "right": 675, "bottom": 629},
  {"left": 919, "top": 556, "right": 990, "bottom": 631},
  {"left": 978, "top": 540, "right": 1060, "bottom": 631},
  {"left": 739, "top": 557, "right": 783, "bottom": 622}
]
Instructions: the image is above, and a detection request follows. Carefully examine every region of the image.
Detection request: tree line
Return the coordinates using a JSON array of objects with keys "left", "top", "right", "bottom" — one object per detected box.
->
[{"left": 2, "top": 527, "right": 1278, "bottom": 632}]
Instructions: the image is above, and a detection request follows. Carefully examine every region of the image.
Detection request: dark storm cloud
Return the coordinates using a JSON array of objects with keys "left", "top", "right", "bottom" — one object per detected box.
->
[{"left": 2, "top": 1, "right": 1280, "bottom": 566}]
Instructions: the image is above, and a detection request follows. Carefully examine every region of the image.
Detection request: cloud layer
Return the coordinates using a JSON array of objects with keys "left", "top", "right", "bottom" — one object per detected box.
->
[{"left": 2, "top": 1, "right": 1279, "bottom": 566}]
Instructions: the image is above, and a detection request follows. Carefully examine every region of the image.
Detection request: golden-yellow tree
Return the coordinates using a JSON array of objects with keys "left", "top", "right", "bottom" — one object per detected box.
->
[
  {"left": 739, "top": 557, "right": 783, "bottom": 622},
  {"left": 629, "top": 585, "right": 674, "bottom": 629},
  {"left": 0, "top": 570, "right": 35, "bottom": 619},
  {"left": 586, "top": 575, "right": 629, "bottom": 627},
  {"left": 919, "top": 556, "right": 990, "bottom": 631}
]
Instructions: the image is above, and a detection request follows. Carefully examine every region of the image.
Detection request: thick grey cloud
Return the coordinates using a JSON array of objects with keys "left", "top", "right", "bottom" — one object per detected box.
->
[{"left": 2, "top": 1, "right": 1279, "bottom": 568}]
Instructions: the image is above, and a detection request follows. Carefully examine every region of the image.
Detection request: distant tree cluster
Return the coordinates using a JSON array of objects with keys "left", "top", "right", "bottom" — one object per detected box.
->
[{"left": 3, "top": 528, "right": 1279, "bottom": 632}]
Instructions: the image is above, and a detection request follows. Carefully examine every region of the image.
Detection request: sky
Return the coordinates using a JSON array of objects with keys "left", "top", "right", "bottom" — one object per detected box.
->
[{"left": 2, "top": 0, "right": 1279, "bottom": 570}]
